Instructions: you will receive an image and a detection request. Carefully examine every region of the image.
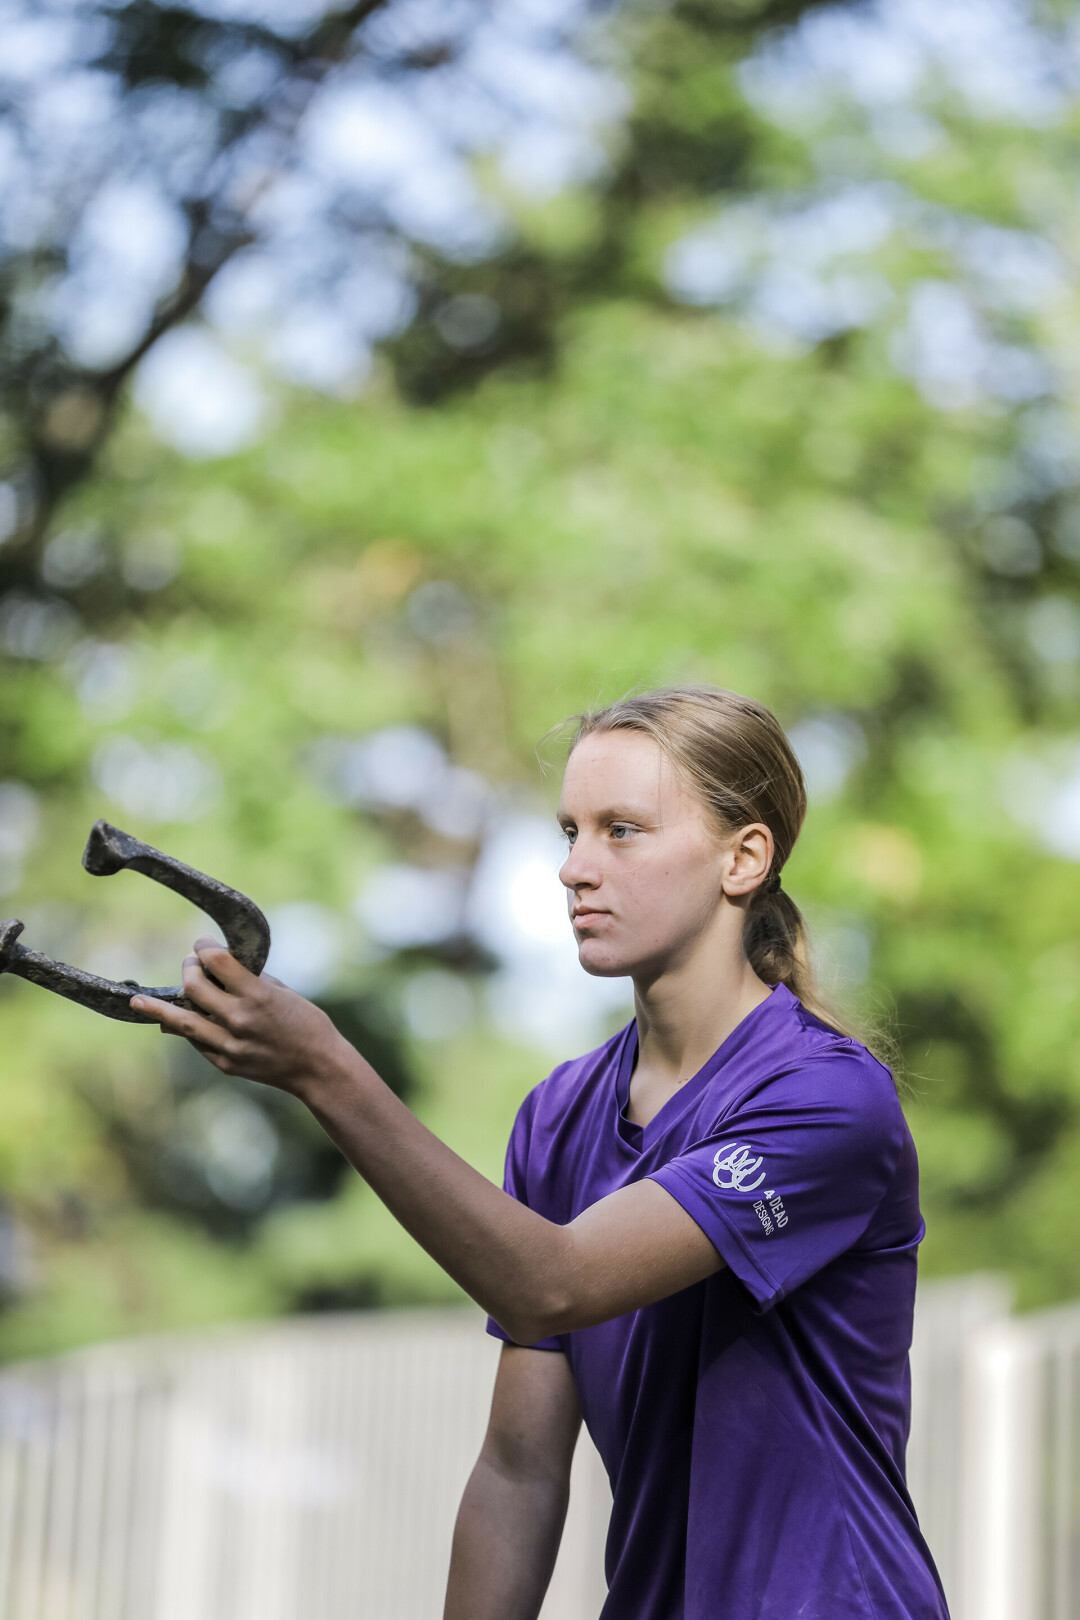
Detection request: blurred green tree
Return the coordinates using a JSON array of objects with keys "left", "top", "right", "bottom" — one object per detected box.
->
[{"left": 2, "top": 0, "right": 1080, "bottom": 1355}]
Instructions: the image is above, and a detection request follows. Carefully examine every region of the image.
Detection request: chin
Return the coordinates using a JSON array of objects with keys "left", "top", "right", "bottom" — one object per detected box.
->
[{"left": 576, "top": 944, "right": 630, "bottom": 978}]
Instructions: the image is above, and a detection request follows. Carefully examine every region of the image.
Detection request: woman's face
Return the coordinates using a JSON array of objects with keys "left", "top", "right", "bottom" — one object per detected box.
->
[{"left": 556, "top": 730, "right": 771, "bottom": 981}]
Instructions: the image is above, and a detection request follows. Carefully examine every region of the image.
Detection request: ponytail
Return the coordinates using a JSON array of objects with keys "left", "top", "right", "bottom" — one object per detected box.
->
[{"left": 743, "top": 887, "right": 848, "bottom": 1036}]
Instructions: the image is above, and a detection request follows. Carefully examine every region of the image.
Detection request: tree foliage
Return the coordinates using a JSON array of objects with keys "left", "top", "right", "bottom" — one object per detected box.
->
[{"left": 2, "top": 0, "right": 1080, "bottom": 1356}]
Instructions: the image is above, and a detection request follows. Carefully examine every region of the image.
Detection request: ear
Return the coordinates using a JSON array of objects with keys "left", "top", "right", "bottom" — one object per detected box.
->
[{"left": 721, "top": 823, "right": 774, "bottom": 898}]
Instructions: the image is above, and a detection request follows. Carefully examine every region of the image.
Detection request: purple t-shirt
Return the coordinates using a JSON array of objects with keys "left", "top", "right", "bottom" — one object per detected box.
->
[{"left": 486, "top": 982, "right": 949, "bottom": 1620}]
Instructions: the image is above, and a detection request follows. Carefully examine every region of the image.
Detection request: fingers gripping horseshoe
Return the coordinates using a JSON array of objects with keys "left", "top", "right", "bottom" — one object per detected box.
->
[{"left": 0, "top": 820, "right": 271, "bottom": 1023}]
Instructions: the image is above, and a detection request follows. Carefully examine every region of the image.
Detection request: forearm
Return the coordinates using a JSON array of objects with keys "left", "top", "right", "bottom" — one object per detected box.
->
[
  {"left": 443, "top": 1454, "right": 570, "bottom": 1620},
  {"left": 299, "top": 1039, "right": 569, "bottom": 1342}
]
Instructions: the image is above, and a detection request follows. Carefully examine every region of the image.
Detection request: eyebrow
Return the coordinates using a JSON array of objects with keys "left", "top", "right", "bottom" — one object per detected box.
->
[{"left": 556, "top": 806, "right": 649, "bottom": 825}]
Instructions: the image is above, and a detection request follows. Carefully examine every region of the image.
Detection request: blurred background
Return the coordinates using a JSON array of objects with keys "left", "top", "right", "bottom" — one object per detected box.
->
[{"left": 1, "top": 0, "right": 1080, "bottom": 1612}]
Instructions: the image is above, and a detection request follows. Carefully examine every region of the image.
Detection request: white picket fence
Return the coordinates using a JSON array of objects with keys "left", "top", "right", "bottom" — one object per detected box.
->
[
  {"left": 0, "top": 1308, "right": 609, "bottom": 1620},
  {"left": 0, "top": 1275, "right": 1074, "bottom": 1619}
]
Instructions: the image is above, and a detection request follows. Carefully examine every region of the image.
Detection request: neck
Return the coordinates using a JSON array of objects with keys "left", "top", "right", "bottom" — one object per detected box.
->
[{"left": 631, "top": 918, "right": 774, "bottom": 1084}]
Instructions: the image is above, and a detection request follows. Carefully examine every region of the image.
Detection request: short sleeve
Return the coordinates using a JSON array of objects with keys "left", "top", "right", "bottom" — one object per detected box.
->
[
  {"left": 486, "top": 1085, "right": 564, "bottom": 1352},
  {"left": 647, "top": 1056, "right": 906, "bottom": 1313}
]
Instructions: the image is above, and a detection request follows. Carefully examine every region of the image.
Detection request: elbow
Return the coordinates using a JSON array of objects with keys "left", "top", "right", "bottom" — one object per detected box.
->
[
  {"left": 492, "top": 1224, "right": 592, "bottom": 1341},
  {"left": 497, "top": 1293, "right": 573, "bottom": 1348},
  {"left": 497, "top": 1318, "right": 549, "bottom": 1348},
  {"left": 498, "top": 1249, "right": 579, "bottom": 1346}
]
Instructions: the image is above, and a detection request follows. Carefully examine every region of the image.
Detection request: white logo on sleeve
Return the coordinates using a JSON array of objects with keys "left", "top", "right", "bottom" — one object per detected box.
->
[
  {"left": 712, "top": 1144, "right": 791, "bottom": 1234},
  {"left": 712, "top": 1142, "right": 767, "bottom": 1193}
]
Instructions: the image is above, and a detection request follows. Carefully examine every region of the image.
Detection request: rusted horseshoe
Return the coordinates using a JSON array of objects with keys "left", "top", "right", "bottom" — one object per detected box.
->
[{"left": 0, "top": 820, "right": 271, "bottom": 1023}]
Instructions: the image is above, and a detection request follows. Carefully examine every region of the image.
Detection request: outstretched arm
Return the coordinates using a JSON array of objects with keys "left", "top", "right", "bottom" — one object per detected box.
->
[{"left": 132, "top": 941, "right": 724, "bottom": 1343}]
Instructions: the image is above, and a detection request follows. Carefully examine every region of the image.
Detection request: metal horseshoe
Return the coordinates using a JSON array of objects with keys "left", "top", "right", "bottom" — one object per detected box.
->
[{"left": 0, "top": 820, "right": 271, "bottom": 1023}]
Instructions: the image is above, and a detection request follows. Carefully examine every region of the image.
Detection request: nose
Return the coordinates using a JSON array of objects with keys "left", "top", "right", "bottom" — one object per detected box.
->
[{"left": 559, "top": 834, "right": 598, "bottom": 894}]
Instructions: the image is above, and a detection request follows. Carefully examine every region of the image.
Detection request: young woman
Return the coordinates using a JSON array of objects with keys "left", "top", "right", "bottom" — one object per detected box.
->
[{"left": 132, "top": 684, "right": 949, "bottom": 1620}]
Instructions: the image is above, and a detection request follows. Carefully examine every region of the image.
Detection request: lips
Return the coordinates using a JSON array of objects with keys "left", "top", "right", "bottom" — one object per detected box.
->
[{"left": 572, "top": 909, "right": 609, "bottom": 925}]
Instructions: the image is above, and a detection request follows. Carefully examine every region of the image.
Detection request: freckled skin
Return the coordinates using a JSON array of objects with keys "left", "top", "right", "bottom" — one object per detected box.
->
[
  {"left": 558, "top": 732, "right": 730, "bottom": 980},
  {"left": 557, "top": 731, "right": 776, "bottom": 1125}
]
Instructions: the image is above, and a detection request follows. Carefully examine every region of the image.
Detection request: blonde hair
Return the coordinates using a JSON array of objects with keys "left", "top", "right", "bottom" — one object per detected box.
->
[{"left": 553, "top": 683, "right": 895, "bottom": 1070}]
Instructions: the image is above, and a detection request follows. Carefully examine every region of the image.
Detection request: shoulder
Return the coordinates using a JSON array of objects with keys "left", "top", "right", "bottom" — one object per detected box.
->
[{"left": 742, "top": 998, "right": 905, "bottom": 1146}]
